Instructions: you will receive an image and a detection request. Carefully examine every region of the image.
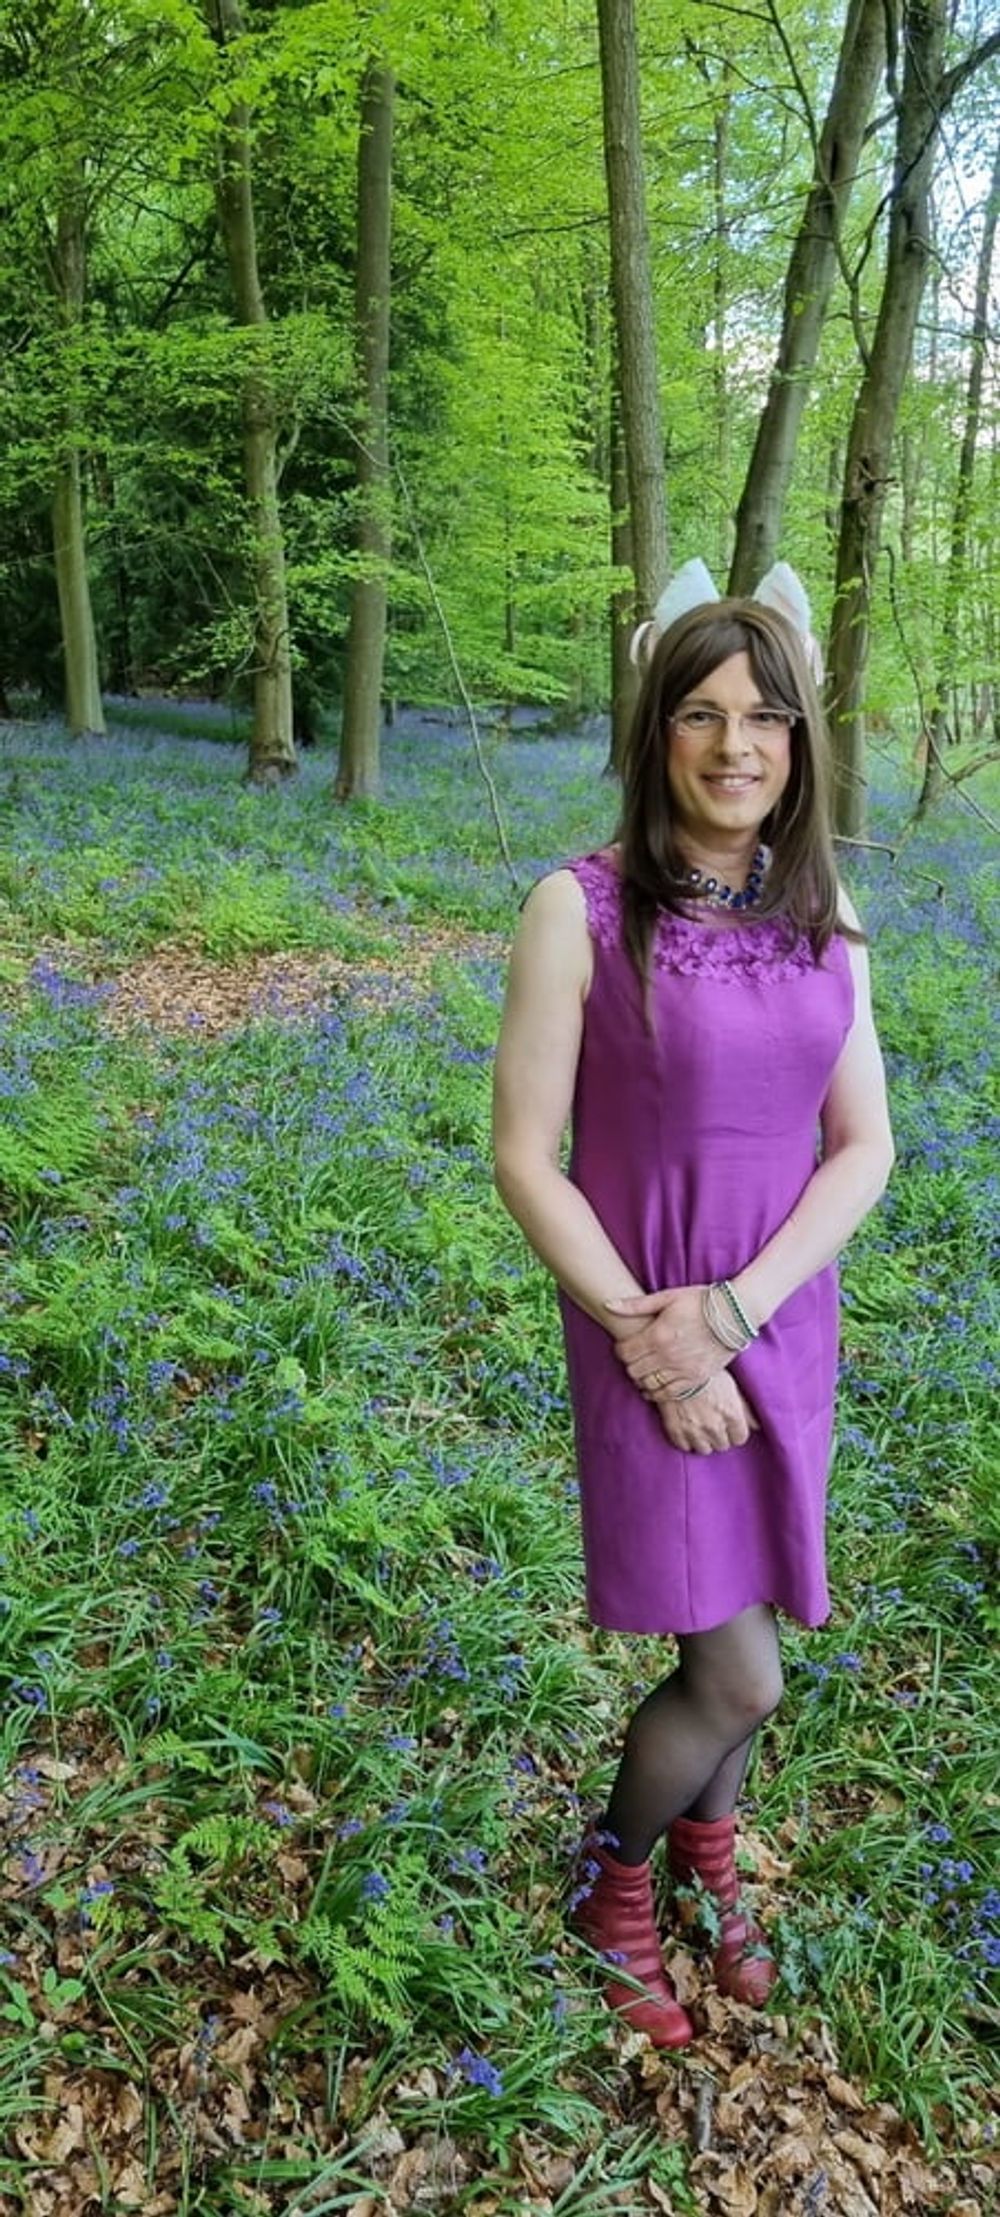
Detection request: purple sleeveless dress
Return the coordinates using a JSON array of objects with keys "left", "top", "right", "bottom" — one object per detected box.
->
[{"left": 559, "top": 849, "right": 855, "bottom": 1636}]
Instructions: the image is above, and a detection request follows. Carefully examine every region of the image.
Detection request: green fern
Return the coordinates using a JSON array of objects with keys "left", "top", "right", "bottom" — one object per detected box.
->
[
  {"left": 299, "top": 1901, "right": 422, "bottom": 2033},
  {"left": 0, "top": 1086, "right": 102, "bottom": 1199},
  {"left": 173, "top": 1813, "right": 272, "bottom": 1872},
  {"left": 142, "top": 1734, "right": 218, "bottom": 1775},
  {"left": 148, "top": 1866, "right": 228, "bottom": 1958}
]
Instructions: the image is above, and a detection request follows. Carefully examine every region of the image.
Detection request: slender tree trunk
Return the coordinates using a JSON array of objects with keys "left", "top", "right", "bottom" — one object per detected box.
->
[
  {"left": 915, "top": 136, "right": 1000, "bottom": 818},
  {"left": 50, "top": 180, "right": 104, "bottom": 738},
  {"left": 824, "top": 437, "right": 843, "bottom": 549},
  {"left": 609, "top": 383, "right": 636, "bottom": 769},
  {"left": 207, "top": 0, "right": 295, "bottom": 786},
  {"left": 595, "top": 0, "right": 669, "bottom": 635},
  {"left": 338, "top": 60, "right": 395, "bottom": 801},
  {"left": 900, "top": 248, "right": 940, "bottom": 564},
  {"left": 711, "top": 80, "right": 731, "bottom": 578},
  {"left": 826, "top": 0, "right": 948, "bottom": 835},
  {"left": 728, "top": 0, "right": 888, "bottom": 595}
]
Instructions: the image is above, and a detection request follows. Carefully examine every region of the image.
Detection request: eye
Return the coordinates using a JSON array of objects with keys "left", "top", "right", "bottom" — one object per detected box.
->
[
  {"left": 677, "top": 708, "right": 720, "bottom": 730},
  {"left": 750, "top": 709, "right": 793, "bottom": 732}
]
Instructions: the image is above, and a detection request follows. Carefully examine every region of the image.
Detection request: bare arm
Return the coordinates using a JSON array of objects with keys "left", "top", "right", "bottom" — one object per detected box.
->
[
  {"left": 493, "top": 871, "right": 757, "bottom": 1453},
  {"left": 492, "top": 871, "right": 647, "bottom": 1333}
]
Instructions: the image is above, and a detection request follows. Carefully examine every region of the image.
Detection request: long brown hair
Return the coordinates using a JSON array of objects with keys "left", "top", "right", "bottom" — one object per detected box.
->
[{"left": 619, "top": 597, "right": 845, "bottom": 986}]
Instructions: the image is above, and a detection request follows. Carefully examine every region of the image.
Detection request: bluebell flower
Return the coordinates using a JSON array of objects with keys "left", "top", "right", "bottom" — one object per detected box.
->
[
  {"left": 361, "top": 1870, "right": 391, "bottom": 1903},
  {"left": 451, "top": 2047, "right": 503, "bottom": 2096}
]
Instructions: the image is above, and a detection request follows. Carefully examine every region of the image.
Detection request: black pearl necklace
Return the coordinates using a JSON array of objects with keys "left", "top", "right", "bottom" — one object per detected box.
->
[{"left": 684, "top": 843, "right": 769, "bottom": 912}]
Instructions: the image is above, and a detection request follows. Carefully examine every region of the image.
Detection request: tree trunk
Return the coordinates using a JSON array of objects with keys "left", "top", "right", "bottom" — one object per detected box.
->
[
  {"left": 50, "top": 179, "right": 105, "bottom": 737},
  {"left": 207, "top": 0, "right": 296, "bottom": 786},
  {"left": 609, "top": 382, "right": 636, "bottom": 770},
  {"left": 337, "top": 60, "right": 395, "bottom": 801},
  {"left": 900, "top": 246, "right": 940, "bottom": 565},
  {"left": 728, "top": 0, "right": 887, "bottom": 595},
  {"left": 915, "top": 136, "right": 1000, "bottom": 819},
  {"left": 826, "top": 0, "right": 947, "bottom": 835},
  {"left": 595, "top": 0, "right": 669, "bottom": 630},
  {"left": 711, "top": 78, "right": 731, "bottom": 578}
]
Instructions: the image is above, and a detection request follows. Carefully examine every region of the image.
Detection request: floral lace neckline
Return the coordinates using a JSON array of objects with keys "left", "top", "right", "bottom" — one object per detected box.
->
[{"left": 570, "top": 848, "right": 819, "bottom": 980}]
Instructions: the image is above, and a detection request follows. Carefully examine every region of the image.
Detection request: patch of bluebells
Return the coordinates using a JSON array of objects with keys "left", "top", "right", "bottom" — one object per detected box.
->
[
  {"left": 794, "top": 1652, "right": 863, "bottom": 1698},
  {"left": 360, "top": 1870, "right": 391, "bottom": 1903},
  {"left": 406, "top": 1618, "right": 471, "bottom": 1687},
  {"left": 918, "top": 1835, "right": 1000, "bottom": 1982},
  {"left": 8, "top": 1679, "right": 47, "bottom": 1711},
  {"left": 79, "top": 1878, "right": 115, "bottom": 1926},
  {"left": 448, "top": 1845, "right": 488, "bottom": 1876},
  {"left": 450, "top": 2046, "right": 504, "bottom": 2097}
]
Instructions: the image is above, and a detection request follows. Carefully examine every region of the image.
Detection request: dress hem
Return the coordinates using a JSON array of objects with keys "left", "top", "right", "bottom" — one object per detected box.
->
[{"left": 586, "top": 1596, "right": 831, "bottom": 1638}]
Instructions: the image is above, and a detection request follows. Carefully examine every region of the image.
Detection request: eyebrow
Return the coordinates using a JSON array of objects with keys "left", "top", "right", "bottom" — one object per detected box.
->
[{"left": 677, "top": 692, "right": 772, "bottom": 710}]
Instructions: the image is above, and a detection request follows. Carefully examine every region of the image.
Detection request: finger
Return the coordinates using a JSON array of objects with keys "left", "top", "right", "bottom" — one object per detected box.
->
[
  {"left": 614, "top": 1337, "right": 658, "bottom": 1369},
  {"left": 605, "top": 1292, "right": 670, "bottom": 1316}
]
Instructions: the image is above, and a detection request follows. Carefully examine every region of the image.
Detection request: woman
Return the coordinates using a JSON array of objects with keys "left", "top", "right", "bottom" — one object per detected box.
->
[{"left": 492, "top": 568, "right": 894, "bottom": 2049}]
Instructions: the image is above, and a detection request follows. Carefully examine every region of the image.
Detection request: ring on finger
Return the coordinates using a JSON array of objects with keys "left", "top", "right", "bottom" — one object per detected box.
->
[{"left": 647, "top": 1368, "right": 670, "bottom": 1391}]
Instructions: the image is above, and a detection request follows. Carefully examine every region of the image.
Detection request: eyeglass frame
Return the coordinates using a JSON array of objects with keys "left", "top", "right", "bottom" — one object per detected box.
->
[{"left": 668, "top": 705, "right": 798, "bottom": 742}]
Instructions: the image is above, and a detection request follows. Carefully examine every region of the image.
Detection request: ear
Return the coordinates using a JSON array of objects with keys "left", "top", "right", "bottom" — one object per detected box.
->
[
  {"left": 651, "top": 558, "right": 720, "bottom": 635},
  {"left": 752, "top": 561, "right": 824, "bottom": 682}
]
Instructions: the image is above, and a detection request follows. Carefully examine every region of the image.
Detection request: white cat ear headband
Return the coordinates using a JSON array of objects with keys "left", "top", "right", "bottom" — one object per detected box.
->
[{"left": 630, "top": 557, "right": 824, "bottom": 683}]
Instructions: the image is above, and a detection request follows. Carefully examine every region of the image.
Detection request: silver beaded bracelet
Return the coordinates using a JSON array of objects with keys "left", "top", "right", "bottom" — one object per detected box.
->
[
  {"left": 702, "top": 1281, "right": 757, "bottom": 1353},
  {"left": 718, "top": 1278, "right": 759, "bottom": 1343},
  {"left": 702, "top": 1283, "right": 746, "bottom": 1352}
]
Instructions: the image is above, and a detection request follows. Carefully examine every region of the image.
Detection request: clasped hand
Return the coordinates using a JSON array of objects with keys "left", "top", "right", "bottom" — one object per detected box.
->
[{"left": 608, "top": 1284, "right": 758, "bottom": 1455}]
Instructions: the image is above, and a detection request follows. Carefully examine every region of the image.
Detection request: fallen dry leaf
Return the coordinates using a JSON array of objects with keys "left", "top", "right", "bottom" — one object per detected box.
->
[
  {"left": 42, "top": 2104, "right": 86, "bottom": 2163},
  {"left": 113, "top": 2158, "right": 151, "bottom": 2208},
  {"left": 835, "top": 2125, "right": 887, "bottom": 2179},
  {"left": 387, "top": 2144, "right": 430, "bottom": 2207},
  {"left": 358, "top": 2112, "right": 407, "bottom": 2171},
  {"left": 704, "top": 2159, "right": 758, "bottom": 2214},
  {"left": 828, "top": 2072, "right": 865, "bottom": 2111}
]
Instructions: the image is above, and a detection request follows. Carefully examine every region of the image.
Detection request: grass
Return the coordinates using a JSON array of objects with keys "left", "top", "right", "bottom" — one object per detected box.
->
[{"left": 0, "top": 712, "right": 997, "bottom": 2212}]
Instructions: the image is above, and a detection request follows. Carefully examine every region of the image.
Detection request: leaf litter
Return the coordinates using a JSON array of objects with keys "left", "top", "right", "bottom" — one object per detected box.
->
[{"left": 1, "top": 1726, "right": 996, "bottom": 2215}]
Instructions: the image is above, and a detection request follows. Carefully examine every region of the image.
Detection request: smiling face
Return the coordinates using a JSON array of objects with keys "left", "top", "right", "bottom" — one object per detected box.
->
[{"left": 665, "top": 651, "right": 793, "bottom": 860}]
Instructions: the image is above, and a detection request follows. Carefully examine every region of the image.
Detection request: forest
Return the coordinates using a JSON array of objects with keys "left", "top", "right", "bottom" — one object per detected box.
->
[
  {"left": 1, "top": 0, "right": 999, "bottom": 823},
  {"left": 0, "top": 2, "right": 998, "bottom": 2213}
]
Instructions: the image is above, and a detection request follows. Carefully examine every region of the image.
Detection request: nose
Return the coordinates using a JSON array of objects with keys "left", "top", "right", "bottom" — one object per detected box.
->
[{"left": 717, "top": 714, "right": 753, "bottom": 753}]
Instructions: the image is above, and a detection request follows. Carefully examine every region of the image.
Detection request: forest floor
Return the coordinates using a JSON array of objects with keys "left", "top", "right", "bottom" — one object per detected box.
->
[{"left": 0, "top": 711, "right": 997, "bottom": 2216}]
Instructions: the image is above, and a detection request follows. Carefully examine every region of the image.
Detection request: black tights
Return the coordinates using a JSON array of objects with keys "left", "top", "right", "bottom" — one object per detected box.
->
[{"left": 603, "top": 1604, "right": 783, "bottom": 1865}]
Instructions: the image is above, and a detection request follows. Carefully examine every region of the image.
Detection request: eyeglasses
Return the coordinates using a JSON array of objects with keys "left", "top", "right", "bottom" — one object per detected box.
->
[{"left": 669, "top": 707, "right": 795, "bottom": 741}]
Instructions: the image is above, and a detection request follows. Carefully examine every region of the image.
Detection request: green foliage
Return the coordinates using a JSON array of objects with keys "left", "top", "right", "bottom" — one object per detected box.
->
[
  {"left": 0, "top": 1080, "right": 102, "bottom": 1202},
  {"left": 9, "top": 0, "right": 995, "bottom": 741}
]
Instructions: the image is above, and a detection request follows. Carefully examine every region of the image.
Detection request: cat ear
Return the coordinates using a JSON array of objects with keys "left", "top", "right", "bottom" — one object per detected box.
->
[
  {"left": 652, "top": 558, "right": 720, "bottom": 632},
  {"left": 752, "top": 561, "right": 824, "bottom": 682},
  {"left": 629, "top": 558, "right": 719, "bottom": 666}
]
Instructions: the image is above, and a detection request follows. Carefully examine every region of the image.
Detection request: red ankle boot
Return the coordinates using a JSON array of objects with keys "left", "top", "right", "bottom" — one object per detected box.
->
[
  {"left": 668, "top": 1813, "right": 776, "bottom": 2007},
  {"left": 572, "top": 1834, "right": 693, "bottom": 2049}
]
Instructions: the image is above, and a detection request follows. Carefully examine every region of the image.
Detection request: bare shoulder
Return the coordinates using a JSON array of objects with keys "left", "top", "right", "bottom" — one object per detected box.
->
[
  {"left": 511, "top": 868, "right": 592, "bottom": 986},
  {"left": 521, "top": 866, "right": 588, "bottom": 926}
]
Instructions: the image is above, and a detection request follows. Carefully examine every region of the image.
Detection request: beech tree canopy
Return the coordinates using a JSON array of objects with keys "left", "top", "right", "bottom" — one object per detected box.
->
[{"left": 0, "top": 0, "right": 997, "bottom": 825}]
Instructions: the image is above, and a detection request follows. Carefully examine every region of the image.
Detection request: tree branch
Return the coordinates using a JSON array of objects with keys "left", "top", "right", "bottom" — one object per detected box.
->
[{"left": 940, "top": 27, "right": 1000, "bottom": 113}]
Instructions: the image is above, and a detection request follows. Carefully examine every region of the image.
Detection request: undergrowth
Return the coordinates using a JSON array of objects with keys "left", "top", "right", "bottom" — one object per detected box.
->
[{"left": 0, "top": 716, "right": 996, "bottom": 2212}]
